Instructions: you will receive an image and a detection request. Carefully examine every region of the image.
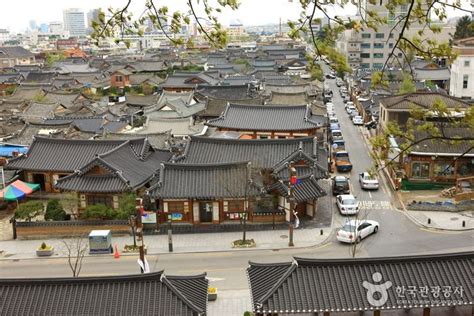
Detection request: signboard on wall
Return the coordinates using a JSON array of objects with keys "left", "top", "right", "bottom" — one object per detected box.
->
[{"left": 141, "top": 212, "right": 156, "bottom": 224}]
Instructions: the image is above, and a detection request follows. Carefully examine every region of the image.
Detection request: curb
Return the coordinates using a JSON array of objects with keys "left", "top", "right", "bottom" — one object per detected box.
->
[{"left": 402, "top": 209, "right": 474, "bottom": 232}]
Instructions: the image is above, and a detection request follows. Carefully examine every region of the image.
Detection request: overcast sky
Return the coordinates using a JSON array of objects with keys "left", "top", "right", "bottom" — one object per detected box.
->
[{"left": 1, "top": 0, "right": 472, "bottom": 32}]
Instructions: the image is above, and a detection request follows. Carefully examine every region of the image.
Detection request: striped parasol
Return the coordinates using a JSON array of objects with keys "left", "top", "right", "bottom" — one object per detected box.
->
[{"left": 0, "top": 180, "right": 40, "bottom": 202}]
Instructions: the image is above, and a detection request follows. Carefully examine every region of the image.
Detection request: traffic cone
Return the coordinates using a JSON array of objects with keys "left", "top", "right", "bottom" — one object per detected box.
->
[{"left": 113, "top": 244, "right": 120, "bottom": 259}]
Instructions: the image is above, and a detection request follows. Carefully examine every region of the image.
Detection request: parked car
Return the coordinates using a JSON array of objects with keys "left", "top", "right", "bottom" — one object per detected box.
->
[
  {"left": 349, "top": 110, "right": 360, "bottom": 119},
  {"left": 352, "top": 116, "right": 364, "bottom": 125},
  {"left": 346, "top": 105, "right": 356, "bottom": 114},
  {"left": 333, "top": 150, "right": 353, "bottom": 172},
  {"left": 336, "top": 220, "right": 379, "bottom": 243},
  {"left": 359, "top": 172, "right": 379, "bottom": 190},
  {"left": 332, "top": 176, "right": 350, "bottom": 196},
  {"left": 331, "top": 139, "right": 345, "bottom": 150},
  {"left": 326, "top": 74, "right": 336, "bottom": 79},
  {"left": 329, "top": 117, "right": 339, "bottom": 124},
  {"left": 330, "top": 129, "right": 343, "bottom": 142},
  {"left": 336, "top": 194, "right": 360, "bottom": 215},
  {"left": 330, "top": 123, "right": 340, "bottom": 131}
]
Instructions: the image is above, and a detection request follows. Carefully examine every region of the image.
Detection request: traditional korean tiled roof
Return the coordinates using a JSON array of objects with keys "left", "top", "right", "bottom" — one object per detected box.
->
[
  {"left": 413, "top": 67, "right": 450, "bottom": 81},
  {"left": 145, "top": 91, "right": 204, "bottom": 119},
  {"left": 44, "top": 91, "right": 81, "bottom": 108},
  {"left": 147, "top": 161, "right": 261, "bottom": 199},
  {"left": 43, "top": 116, "right": 128, "bottom": 134},
  {"left": 380, "top": 92, "right": 470, "bottom": 110},
  {"left": 19, "top": 102, "right": 66, "bottom": 123},
  {"left": 267, "top": 92, "right": 309, "bottom": 105},
  {"left": 264, "top": 83, "right": 316, "bottom": 94},
  {"left": 0, "top": 271, "right": 208, "bottom": 316},
  {"left": 56, "top": 140, "right": 171, "bottom": 193},
  {"left": 94, "top": 130, "right": 171, "bottom": 150},
  {"left": 125, "top": 93, "right": 159, "bottom": 107},
  {"left": 6, "top": 137, "right": 146, "bottom": 172},
  {"left": 268, "top": 175, "right": 326, "bottom": 202},
  {"left": 2, "top": 122, "right": 73, "bottom": 146},
  {"left": 159, "top": 72, "right": 219, "bottom": 89},
  {"left": 0, "top": 46, "right": 34, "bottom": 58},
  {"left": 173, "top": 136, "right": 320, "bottom": 169},
  {"left": 406, "top": 125, "right": 474, "bottom": 157},
  {"left": 247, "top": 252, "right": 473, "bottom": 314},
  {"left": 198, "top": 97, "right": 264, "bottom": 118},
  {"left": 24, "top": 72, "right": 56, "bottom": 84},
  {"left": 195, "top": 85, "right": 256, "bottom": 100},
  {"left": 8, "top": 86, "right": 45, "bottom": 101},
  {"left": 206, "top": 104, "right": 326, "bottom": 131},
  {"left": 138, "top": 117, "right": 205, "bottom": 136}
]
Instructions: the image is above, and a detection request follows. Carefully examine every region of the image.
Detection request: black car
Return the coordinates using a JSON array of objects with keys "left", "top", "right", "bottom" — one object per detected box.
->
[{"left": 332, "top": 176, "right": 350, "bottom": 196}]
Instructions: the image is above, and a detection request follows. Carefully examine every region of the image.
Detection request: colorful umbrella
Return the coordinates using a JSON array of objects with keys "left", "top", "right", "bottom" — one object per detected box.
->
[{"left": 0, "top": 180, "right": 40, "bottom": 201}]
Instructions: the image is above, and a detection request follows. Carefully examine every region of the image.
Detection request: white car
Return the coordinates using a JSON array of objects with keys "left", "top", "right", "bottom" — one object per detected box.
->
[
  {"left": 336, "top": 220, "right": 379, "bottom": 243},
  {"left": 346, "top": 105, "right": 356, "bottom": 114},
  {"left": 352, "top": 116, "right": 364, "bottom": 125},
  {"left": 329, "top": 117, "right": 339, "bottom": 124},
  {"left": 359, "top": 172, "right": 380, "bottom": 190},
  {"left": 336, "top": 194, "right": 360, "bottom": 215}
]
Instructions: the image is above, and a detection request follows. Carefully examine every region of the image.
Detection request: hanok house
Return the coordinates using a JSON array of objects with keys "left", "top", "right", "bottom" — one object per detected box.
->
[
  {"left": 247, "top": 252, "right": 473, "bottom": 316},
  {"left": 147, "top": 162, "right": 263, "bottom": 224},
  {"left": 206, "top": 104, "right": 327, "bottom": 139},
  {"left": 5, "top": 137, "right": 171, "bottom": 205},
  {"left": 165, "top": 136, "right": 328, "bottom": 224},
  {"left": 377, "top": 92, "right": 471, "bottom": 132},
  {"left": 390, "top": 126, "right": 474, "bottom": 189},
  {"left": 110, "top": 69, "right": 132, "bottom": 89},
  {"left": 55, "top": 141, "right": 171, "bottom": 210},
  {"left": 0, "top": 271, "right": 208, "bottom": 316}
]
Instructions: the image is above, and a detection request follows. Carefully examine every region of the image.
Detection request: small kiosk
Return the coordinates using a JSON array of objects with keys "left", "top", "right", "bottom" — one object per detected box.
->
[{"left": 89, "top": 230, "right": 112, "bottom": 254}]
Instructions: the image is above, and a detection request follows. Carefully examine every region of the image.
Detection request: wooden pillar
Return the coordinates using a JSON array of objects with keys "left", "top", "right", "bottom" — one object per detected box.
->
[
  {"left": 373, "top": 310, "right": 381, "bottom": 316},
  {"left": 323, "top": 312, "right": 330, "bottom": 316},
  {"left": 423, "top": 307, "right": 430, "bottom": 316}
]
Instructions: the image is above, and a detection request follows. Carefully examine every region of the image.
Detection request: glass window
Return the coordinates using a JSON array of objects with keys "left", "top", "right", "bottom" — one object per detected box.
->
[
  {"left": 464, "top": 60, "right": 470, "bottom": 67},
  {"left": 389, "top": 33, "right": 394, "bottom": 38},
  {"left": 227, "top": 200, "right": 244, "bottom": 212},
  {"left": 434, "top": 161, "right": 455, "bottom": 177},
  {"left": 373, "top": 63, "right": 384, "bottom": 69},
  {"left": 373, "top": 53, "right": 384, "bottom": 58},
  {"left": 375, "top": 33, "right": 384, "bottom": 39},
  {"left": 388, "top": 43, "right": 394, "bottom": 48},
  {"left": 463, "top": 75, "right": 469, "bottom": 89},
  {"left": 374, "top": 43, "right": 384, "bottom": 49},
  {"left": 457, "top": 160, "right": 474, "bottom": 176},
  {"left": 115, "top": 75, "right": 123, "bottom": 82},
  {"left": 362, "top": 33, "right": 371, "bottom": 39},
  {"left": 360, "top": 63, "right": 370, "bottom": 69},
  {"left": 361, "top": 53, "right": 370, "bottom": 58},
  {"left": 361, "top": 43, "right": 371, "bottom": 48},
  {"left": 411, "top": 162, "right": 430, "bottom": 179}
]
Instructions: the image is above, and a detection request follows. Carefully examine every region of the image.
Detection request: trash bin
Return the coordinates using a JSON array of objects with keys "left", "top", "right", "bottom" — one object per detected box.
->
[{"left": 89, "top": 230, "right": 112, "bottom": 254}]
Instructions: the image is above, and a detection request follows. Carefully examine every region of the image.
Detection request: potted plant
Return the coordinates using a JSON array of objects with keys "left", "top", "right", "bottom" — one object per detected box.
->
[
  {"left": 208, "top": 287, "right": 218, "bottom": 301},
  {"left": 36, "top": 242, "right": 54, "bottom": 257}
]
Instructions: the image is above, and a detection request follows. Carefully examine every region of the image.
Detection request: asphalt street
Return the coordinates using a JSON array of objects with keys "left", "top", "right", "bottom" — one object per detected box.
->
[{"left": 0, "top": 67, "right": 472, "bottom": 315}]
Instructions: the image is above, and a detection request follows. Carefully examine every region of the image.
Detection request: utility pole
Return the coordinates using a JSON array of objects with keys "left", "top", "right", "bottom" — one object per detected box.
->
[
  {"left": 135, "top": 199, "right": 146, "bottom": 273},
  {"left": 288, "top": 161, "right": 297, "bottom": 247}
]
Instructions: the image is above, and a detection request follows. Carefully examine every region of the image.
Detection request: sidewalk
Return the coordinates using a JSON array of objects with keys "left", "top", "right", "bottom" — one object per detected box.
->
[{"left": 0, "top": 225, "right": 332, "bottom": 260}]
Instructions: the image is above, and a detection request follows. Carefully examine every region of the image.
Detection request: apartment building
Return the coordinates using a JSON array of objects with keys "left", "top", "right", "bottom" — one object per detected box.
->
[
  {"left": 63, "top": 8, "right": 86, "bottom": 37},
  {"left": 449, "top": 37, "right": 474, "bottom": 100}
]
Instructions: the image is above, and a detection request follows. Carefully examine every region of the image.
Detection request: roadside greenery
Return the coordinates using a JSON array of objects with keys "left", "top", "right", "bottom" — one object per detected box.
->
[
  {"left": 44, "top": 199, "right": 68, "bottom": 221},
  {"left": 15, "top": 200, "right": 44, "bottom": 221}
]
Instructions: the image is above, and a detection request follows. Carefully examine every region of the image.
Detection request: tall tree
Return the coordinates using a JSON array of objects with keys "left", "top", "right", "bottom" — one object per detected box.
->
[{"left": 453, "top": 16, "right": 474, "bottom": 40}]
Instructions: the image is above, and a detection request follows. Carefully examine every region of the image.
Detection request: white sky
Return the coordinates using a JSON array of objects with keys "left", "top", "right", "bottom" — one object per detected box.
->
[{"left": 1, "top": 0, "right": 472, "bottom": 32}]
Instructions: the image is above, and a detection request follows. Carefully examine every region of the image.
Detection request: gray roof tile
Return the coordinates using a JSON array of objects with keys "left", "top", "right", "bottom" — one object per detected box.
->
[
  {"left": 148, "top": 161, "right": 259, "bottom": 199},
  {"left": 380, "top": 92, "right": 470, "bottom": 110},
  {"left": 6, "top": 137, "right": 146, "bottom": 173},
  {"left": 248, "top": 252, "right": 473, "bottom": 313},
  {"left": 0, "top": 271, "right": 208, "bottom": 316},
  {"left": 206, "top": 104, "right": 325, "bottom": 131}
]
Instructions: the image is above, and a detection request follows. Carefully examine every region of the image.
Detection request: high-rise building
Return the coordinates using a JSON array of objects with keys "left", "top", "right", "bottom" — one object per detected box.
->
[
  {"left": 449, "top": 37, "right": 474, "bottom": 100},
  {"left": 87, "top": 9, "right": 100, "bottom": 34},
  {"left": 49, "top": 22, "right": 63, "bottom": 34},
  {"left": 63, "top": 8, "right": 86, "bottom": 37},
  {"left": 29, "top": 20, "right": 37, "bottom": 31}
]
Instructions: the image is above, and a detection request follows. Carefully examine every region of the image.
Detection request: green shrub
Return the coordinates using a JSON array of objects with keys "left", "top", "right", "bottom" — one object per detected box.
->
[
  {"left": 45, "top": 199, "right": 67, "bottom": 221},
  {"left": 15, "top": 200, "right": 44, "bottom": 221},
  {"left": 81, "top": 204, "right": 115, "bottom": 220},
  {"left": 115, "top": 193, "right": 137, "bottom": 220}
]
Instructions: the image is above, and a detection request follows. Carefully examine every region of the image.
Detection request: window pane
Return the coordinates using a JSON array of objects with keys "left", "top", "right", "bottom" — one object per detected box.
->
[
  {"left": 361, "top": 53, "right": 370, "bottom": 58},
  {"left": 375, "top": 33, "right": 384, "bottom": 39},
  {"left": 412, "top": 162, "right": 430, "bottom": 179},
  {"left": 374, "top": 43, "right": 384, "bottom": 49},
  {"left": 361, "top": 43, "right": 371, "bottom": 48},
  {"left": 434, "top": 161, "right": 455, "bottom": 177},
  {"left": 373, "top": 53, "right": 384, "bottom": 58},
  {"left": 362, "top": 33, "right": 371, "bottom": 38}
]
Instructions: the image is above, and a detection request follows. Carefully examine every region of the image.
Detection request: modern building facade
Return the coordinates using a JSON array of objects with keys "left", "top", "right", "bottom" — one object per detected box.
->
[
  {"left": 63, "top": 8, "right": 86, "bottom": 37},
  {"left": 450, "top": 37, "right": 474, "bottom": 100}
]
